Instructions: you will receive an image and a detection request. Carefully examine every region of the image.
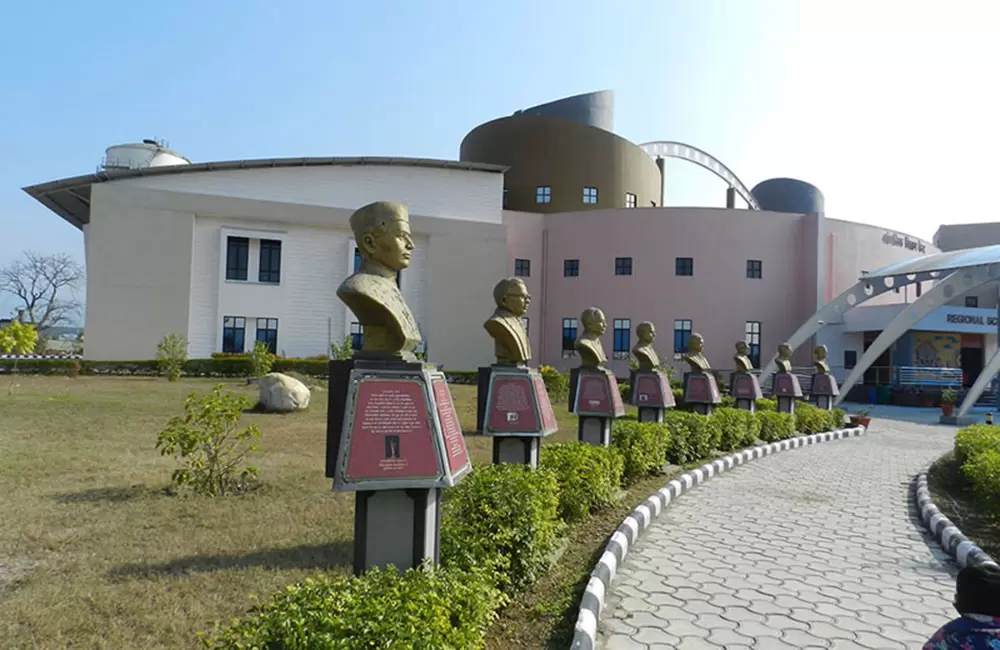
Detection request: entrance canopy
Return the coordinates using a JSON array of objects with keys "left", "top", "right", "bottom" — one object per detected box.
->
[{"left": 863, "top": 243, "right": 1000, "bottom": 280}]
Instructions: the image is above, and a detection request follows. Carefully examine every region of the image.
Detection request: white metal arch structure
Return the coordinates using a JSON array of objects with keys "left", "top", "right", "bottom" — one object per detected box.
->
[
  {"left": 835, "top": 264, "right": 1000, "bottom": 406},
  {"left": 960, "top": 350, "right": 1000, "bottom": 417},
  {"left": 639, "top": 141, "right": 760, "bottom": 210}
]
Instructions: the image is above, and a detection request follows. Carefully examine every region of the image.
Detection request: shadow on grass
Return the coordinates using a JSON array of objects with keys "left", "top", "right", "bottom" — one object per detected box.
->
[
  {"left": 52, "top": 485, "right": 161, "bottom": 504},
  {"left": 108, "top": 540, "right": 353, "bottom": 581}
]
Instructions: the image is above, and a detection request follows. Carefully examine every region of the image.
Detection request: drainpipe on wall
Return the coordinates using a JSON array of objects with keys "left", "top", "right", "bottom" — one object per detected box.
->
[{"left": 725, "top": 186, "right": 736, "bottom": 209}]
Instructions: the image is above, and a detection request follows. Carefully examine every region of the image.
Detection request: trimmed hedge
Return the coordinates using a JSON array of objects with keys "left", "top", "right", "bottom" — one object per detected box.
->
[
  {"left": 794, "top": 401, "right": 830, "bottom": 435},
  {"left": 540, "top": 443, "right": 623, "bottom": 522},
  {"left": 757, "top": 410, "right": 796, "bottom": 442},
  {"left": 712, "top": 407, "right": 756, "bottom": 451},
  {"left": 955, "top": 425, "right": 1000, "bottom": 465},
  {"left": 662, "top": 411, "right": 713, "bottom": 465},
  {"left": 954, "top": 424, "right": 1000, "bottom": 514},
  {"left": 611, "top": 421, "right": 670, "bottom": 481}
]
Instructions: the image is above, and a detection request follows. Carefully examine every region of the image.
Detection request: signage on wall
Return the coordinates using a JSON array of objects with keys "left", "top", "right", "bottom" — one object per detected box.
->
[
  {"left": 946, "top": 313, "right": 999, "bottom": 326},
  {"left": 882, "top": 231, "right": 926, "bottom": 254}
]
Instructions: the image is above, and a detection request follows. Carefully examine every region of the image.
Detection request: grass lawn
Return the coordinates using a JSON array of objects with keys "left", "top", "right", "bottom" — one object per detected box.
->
[
  {"left": 927, "top": 452, "right": 1000, "bottom": 561},
  {"left": 0, "top": 375, "right": 606, "bottom": 649}
]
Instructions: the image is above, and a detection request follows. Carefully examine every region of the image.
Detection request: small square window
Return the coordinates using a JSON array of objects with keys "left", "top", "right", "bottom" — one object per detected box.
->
[
  {"left": 746, "top": 259, "right": 762, "bottom": 279},
  {"left": 676, "top": 257, "right": 694, "bottom": 276},
  {"left": 583, "top": 187, "right": 598, "bottom": 205},
  {"left": 966, "top": 296, "right": 979, "bottom": 308},
  {"left": 745, "top": 321, "right": 761, "bottom": 367},
  {"left": 625, "top": 192, "right": 636, "bottom": 208},
  {"left": 844, "top": 350, "right": 858, "bottom": 369},
  {"left": 514, "top": 258, "right": 530, "bottom": 277},
  {"left": 222, "top": 316, "right": 246, "bottom": 354},
  {"left": 564, "top": 259, "right": 579, "bottom": 277},
  {"left": 614, "top": 257, "right": 633, "bottom": 276},
  {"left": 536, "top": 186, "right": 552, "bottom": 204},
  {"left": 350, "top": 322, "right": 364, "bottom": 351}
]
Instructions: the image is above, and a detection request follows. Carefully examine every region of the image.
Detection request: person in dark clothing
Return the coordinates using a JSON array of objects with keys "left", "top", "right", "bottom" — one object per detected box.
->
[{"left": 923, "top": 562, "right": 1000, "bottom": 649}]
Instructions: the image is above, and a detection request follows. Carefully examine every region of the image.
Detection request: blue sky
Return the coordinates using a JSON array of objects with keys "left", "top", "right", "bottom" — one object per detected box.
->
[{"left": 1, "top": 0, "right": 997, "bottom": 318}]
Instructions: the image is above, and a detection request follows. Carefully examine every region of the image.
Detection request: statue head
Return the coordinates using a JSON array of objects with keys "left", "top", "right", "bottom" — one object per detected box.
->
[
  {"left": 735, "top": 340, "right": 749, "bottom": 356},
  {"left": 636, "top": 321, "right": 655, "bottom": 344},
  {"left": 581, "top": 307, "right": 606, "bottom": 335},
  {"left": 350, "top": 201, "right": 413, "bottom": 272},
  {"left": 687, "top": 333, "right": 704, "bottom": 354},
  {"left": 778, "top": 342, "right": 793, "bottom": 359},
  {"left": 493, "top": 278, "right": 530, "bottom": 317},
  {"left": 814, "top": 344, "right": 828, "bottom": 361}
]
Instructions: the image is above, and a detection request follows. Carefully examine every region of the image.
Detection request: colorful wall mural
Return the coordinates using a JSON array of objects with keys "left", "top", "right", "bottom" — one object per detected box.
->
[{"left": 913, "top": 332, "right": 961, "bottom": 367}]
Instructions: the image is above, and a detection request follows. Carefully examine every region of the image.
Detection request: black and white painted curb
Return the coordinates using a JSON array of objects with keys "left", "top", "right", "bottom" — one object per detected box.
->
[
  {"left": 570, "top": 426, "right": 867, "bottom": 650},
  {"left": 915, "top": 469, "right": 998, "bottom": 570}
]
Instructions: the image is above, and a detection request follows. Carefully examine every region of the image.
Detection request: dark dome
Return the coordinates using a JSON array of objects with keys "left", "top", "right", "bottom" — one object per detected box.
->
[{"left": 751, "top": 178, "right": 825, "bottom": 214}]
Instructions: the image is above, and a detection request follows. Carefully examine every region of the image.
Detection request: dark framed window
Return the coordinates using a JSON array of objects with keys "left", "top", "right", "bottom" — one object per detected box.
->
[
  {"left": 745, "top": 321, "right": 761, "bottom": 368},
  {"left": 614, "top": 257, "right": 633, "bottom": 276},
  {"left": 514, "top": 258, "right": 531, "bottom": 277},
  {"left": 673, "top": 319, "right": 692, "bottom": 355},
  {"left": 222, "top": 316, "right": 245, "bottom": 354},
  {"left": 625, "top": 192, "right": 637, "bottom": 208},
  {"left": 564, "top": 259, "right": 579, "bottom": 277},
  {"left": 350, "top": 322, "right": 363, "bottom": 351},
  {"left": 916, "top": 282, "right": 922, "bottom": 297},
  {"left": 502, "top": 187, "right": 509, "bottom": 208},
  {"left": 746, "top": 259, "right": 762, "bottom": 279},
  {"left": 844, "top": 350, "right": 857, "bottom": 369},
  {"left": 536, "top": 186, "right": 551, "bottom": 204},
  {"left": 676, "top": 257, "right": 694, "bottom": 276},
  {"left": 256, "top": 318, "right": 278, "bottom": 354},
  {"left": 583, "top": 187, "right": 598, "bottom": 205},
  {"left": 226, "top": 236, "right": 249, "bottom": 281},
  {"left": 613, "top": 318, "right": 631, "bottom": 360},
  {"left": 259, "top": 239, "right": 282, "bottom": 283},
  {"left": 966, "top": 296, "right": 979, "bottom": 308},
  {"left": 521, "top": 317, "right": 529, "bottom": 335},
  {"left": 561, "top": 318, "right": 578, "bottom": 358}
]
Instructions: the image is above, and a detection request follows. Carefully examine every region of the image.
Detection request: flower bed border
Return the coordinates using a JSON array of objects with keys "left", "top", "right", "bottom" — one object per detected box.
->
[
  {"left": 570, "top": 426, "right": 867, "bottom": 650},
  {"left": 914, "top": 467, "right": 998, "bottom": 569}
]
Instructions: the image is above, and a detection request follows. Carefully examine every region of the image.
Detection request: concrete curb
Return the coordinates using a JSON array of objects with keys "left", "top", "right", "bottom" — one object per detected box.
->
[
  {"left": 915, "top": 468, "right": 998, "bottom": 570},
  {"left": 570, "top": 426, "right": 868, "bottom": 650}
]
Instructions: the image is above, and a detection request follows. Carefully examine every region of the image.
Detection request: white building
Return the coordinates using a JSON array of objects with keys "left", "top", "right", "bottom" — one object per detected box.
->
[{"left": 25, "top": 151, "right": 509, "bottom": 371}]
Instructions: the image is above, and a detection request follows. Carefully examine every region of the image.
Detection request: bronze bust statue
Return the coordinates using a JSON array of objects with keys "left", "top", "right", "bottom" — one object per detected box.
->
[
  {"left": 575, "top": 307, "right": 608, "bottom": 370},
  {"left": 336, "top": 201, "right": 422, "bottom": 361},
  {"left": 484, "top": 278, "right": 532, "bottom": 365},
  {"left": 682, "top": 333, "right": 711, "bottom": 373},
  {"left": 734, "top": 341, "right": 754, "bottom": 372},
  {"left": 632, "top": 321, "right": 660, "bottom": 371},
  {"left": 775, "top": 343, "right": 794, "bottom": 374},
  {"left": 814, "top": 345, "right": 831, "bottom": 374}
]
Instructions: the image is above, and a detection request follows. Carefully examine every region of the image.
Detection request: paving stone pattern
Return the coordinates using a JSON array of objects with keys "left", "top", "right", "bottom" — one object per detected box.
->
[{"left": 598, "top": 419, "right": 958, "bottom": 650}]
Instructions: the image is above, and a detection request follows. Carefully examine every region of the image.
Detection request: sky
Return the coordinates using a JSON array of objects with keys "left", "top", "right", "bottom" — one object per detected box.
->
[{"left": 1, "top": 0, "right": 998, "bottom": 319}]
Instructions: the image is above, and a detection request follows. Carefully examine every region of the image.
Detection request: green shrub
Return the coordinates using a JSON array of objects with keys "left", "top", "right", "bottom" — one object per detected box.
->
[
  {"left": 156, "top": 334, "right": 187, "bottom": 382},
  {"left": 440, "top": 464, "right": 562, "bottom": 594},
  {"left": 745, "top": 410, "right": 763, "bottom": 446},
  {"left": 711, "top": 408, "right": 754, "bottom": 452},
  {"left": 155, "top": 385, "right": 260, "bottom": 496},
  {"left": 540, "top": 443, "right": 623, "bottom": 522},
  {"left": 671, "top": 388, "right": 687, "bottom": 410},
  {"left": 539, "top": 365, "right": 569, "bottom": 402},
  {"left": 205, "top": 563, "right": 504, "bottom": 650},
  {"left": 961, "top": 449, "right": 1000, "bottom": 513},
  {"left": 794, "top": 401, "right": 830, "bottom": 434},
  {"left": 719, "top": 395, "right": 737, "bottom": 409},
  {"left": 663, "top": 411, "right": 711, "bottom": 465},
  {"left": 828, "top": 408, "right": 846, "bottom": 430},
  {"left": 670, "top": 379, "right": 683, "bottom": 390},
  {"left": 618, "top": 381, "right": 631, "bottom": 405},
  {"left": 249, "top": 340, "right": 276, "bottom": 378},
  {"left": 757, "top": 410, "right": 795, "bottom": 442},
  {"left": 756, "top": 398, "right": 777, "bottom": 412},
  {"left": 955, "top": 425, "right": 1000, "bottom": 465},
  {"left": 330, "top": 334, "right": 354, "bottom": 361},
  {"left": 611, "top": 420, "right": 670, "bottom": 480}
]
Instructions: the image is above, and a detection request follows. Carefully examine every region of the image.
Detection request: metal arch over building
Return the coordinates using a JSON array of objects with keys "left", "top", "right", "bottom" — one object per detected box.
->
[{"left": 639, "top": 141, "right": 760, "bottom": 210}]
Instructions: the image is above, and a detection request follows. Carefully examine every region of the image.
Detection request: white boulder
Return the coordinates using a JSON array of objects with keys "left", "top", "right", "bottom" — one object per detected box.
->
[{"left": 258, "top": 373, "right": 311, "bottom": 412}]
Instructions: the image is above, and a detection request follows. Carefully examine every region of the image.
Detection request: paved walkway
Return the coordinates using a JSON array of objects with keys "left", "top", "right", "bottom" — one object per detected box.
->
[{"left": 598, "top": 419, "right": 958, "bottom": 650}]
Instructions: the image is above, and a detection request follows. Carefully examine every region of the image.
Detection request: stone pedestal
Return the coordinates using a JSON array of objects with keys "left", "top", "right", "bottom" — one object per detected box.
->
[
  {"left": 772, "top": 372, "right": 803, "bottom": 414},
  {"left": 327, "top": 360, "right": 471, "bottom": 576},
  {"left": 683, "top": 371, "right": 721, "bottom": 416},
  {"left": 629, "top": 369, "right": 675, "bottom": 423},
  {"left": 569, "top": 368, "right": 625, "bottom": 446},
  {"left": 478, "top": 365, "right": 557, "bottom": 467},
  {"left": 810, "top": 373, "right": 840, "bottom": 411},
  {"left": 730, "top": 372, "right": 763, "bottom": 413}
]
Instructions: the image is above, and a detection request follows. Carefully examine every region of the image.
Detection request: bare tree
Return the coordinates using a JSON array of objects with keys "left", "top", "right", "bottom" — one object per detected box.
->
[{"left": 0, "top": 251, "right": 84, "bottom": 332}]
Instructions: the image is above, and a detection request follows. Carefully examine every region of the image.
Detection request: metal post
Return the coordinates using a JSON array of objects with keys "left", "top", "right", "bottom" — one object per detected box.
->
[
  {"left": 655, "top": 156, "right": 666, "bottom": 207},
  {"left": 995, "top": 284, "right": 999, "bottom": 413}
]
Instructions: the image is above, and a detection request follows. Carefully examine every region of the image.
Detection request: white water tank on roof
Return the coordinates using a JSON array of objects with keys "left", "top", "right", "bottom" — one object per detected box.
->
[{"left": 102, "top": 139, "right": 191, "bottom": 171}]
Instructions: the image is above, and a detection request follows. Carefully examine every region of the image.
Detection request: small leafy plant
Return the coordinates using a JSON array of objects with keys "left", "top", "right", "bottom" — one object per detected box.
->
[
  {"left": 156, "top": 334, "right": 187, "bottom": 382},
  {"left": 248, "top": 340, "right": 275, "bottom": 378},
  {"left": 330, "top": 335, "right": 354, "bottom": 361},
  {"left": 0, "top": 321, "right": 39, "bottom": 394},
  {"left": 941, "top": 388, "right": 958, "bottom": 405},
  {"left": 156, "top": 384, "right": 260, "bottom": 496}
]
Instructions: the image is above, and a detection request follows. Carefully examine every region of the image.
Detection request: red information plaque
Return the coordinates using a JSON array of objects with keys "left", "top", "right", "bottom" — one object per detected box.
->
[
  {"left": 577, "top": 373, "right": 611, "bottom": 413},
  {"left": 432, "top": 378, "right": 470, "bottom": 475},
  {"left": 774, "top": 373, "right": 802, "bottom": 397},
  {"left": 345, "top": 379, "right": 440, "bottom": 482},
  {"left": 608, "top": 375, "right": 626, "bottom": 416},
  {"left": 811, "top": 374, "right": 839, "bottom": 396},
  {"left": 533, "top": 373, "right": 558, "bottom": 434},
  {"left": 685, "top": 373, "right": 720, "bottom": 404},
  {"left": 487, "top": 375, "right": 541, "bottom": 433},
  {"left": 731, "top": 373, "right": 763, "bottom": 400},
  {"left": 634, "top": 374, "right": 664, "bottom": 405}
]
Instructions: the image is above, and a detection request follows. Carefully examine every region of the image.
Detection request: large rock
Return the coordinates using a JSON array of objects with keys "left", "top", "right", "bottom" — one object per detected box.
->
[{"left": 258, "top": 373, "right": 311, "bottom": 412}]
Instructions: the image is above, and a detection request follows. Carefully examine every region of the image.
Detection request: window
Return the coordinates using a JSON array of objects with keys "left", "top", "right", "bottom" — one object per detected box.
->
[
  {"left": 614, "top": 257, "right": 633, "bottom": 276},
  {"left": 583, "top": 187, "right": 598, "bottom": 205},
  {"left": 676, "top": 257, "right": 694, "bottom": 276},
  {"left": 536, "top": 186, "right": 552, "bottom": 204},
  {"left": 259, "top": 239, "right": 282, "bottom": 283},
  {"left": 916, "top": 282, "right": 922, "bottom": 297},
  {"left": 226, "top": 236, "right": 249, "bottom": 281},
  {"left": 350, "top": 322, "right": 363, "bottom": 351},
  {"left": 256, "top": 318, "right": 278, "bottom": 354},
  {"left": 625, "top": 192, "right": 637, "bottom": 208},
  {"left": 561, "top": 318, "right": 578, "bottom": 358},
  {"left": 564, "top": 259, "right": 579, "bottom": 277},
  {"left": 613, "top": 318, "right": 631, "bottom": 360},
  {"left": 502, "top": 187, "right": 509, "bottom": 208},
  {"left": 844, "top": 350, "right": 857, "bottom": 369},
  {"left": 514, "top": 258, "right": 531, "bottom": 277},
  {"left": 746, "top": 259, "right": 762, "bottom": 279},
  {"left": 967, "top": 296, "right": 979, "bottom": 308},
  {"left": 673, "top": 319, "right": 692, "bottom": 355},
  {"left": 222, "top": 316, "right": 245, "bottom": 354},
  {"left": 521, "top": 317, "right": 529, "bottom": 335},
  {"left": 745, "top": 321, "right": 761, "bottom": 368}
]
